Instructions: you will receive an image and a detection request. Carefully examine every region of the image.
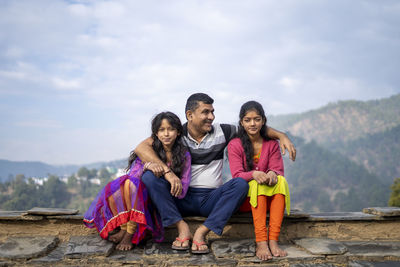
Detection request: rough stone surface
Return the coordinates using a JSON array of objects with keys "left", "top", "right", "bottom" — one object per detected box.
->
[
  {"left": 283, "top": 245, "right": 325, "bottom": 260},
  {"left": 240, "top": 245, "right": 324, "bottom": 264},
  {"left": 0, "top": 236, "right": 58, "bottom": 260},
  {"left": 46, "top": 214, "right": 84, "bottom": 220},
  {"left": 30, "top": 242, "right": 67, "bottom": 263},
  {"left": 239, "top": 264, "right": 281, "bottom": 267},
  {"left": 290, "top": 264, "right": 337, "bottom": 267},
  {"left": 169, "top": 254, "right": 237, "bottom": 266},
  {"left": 308, "top": 212, "right": 379, "bottom": 221},
  {"left": 27, "top": 207, "right": 79, "bottom": 216},
  {"left": 0, "top": 211, "right": 43, "bottom": 221},
  {"left": 343, "top": 241, "right": 400, "bottom": 257},
  {"left": 108, "top": 246, "right": 144, "bottom": 263},
  {"left": 144, "top": 240, "right": 190, "bottom": 256},
  {"left": 0, "top": 211, "right": 26, "bottom": 220},
  {"left": 287, "top": 209, "right": 310, "bottom": 219},
  {"left": 349, "top": 260, "right": 400, "bottom": 266},
  {"left": 363, "top": 207, "right": 400, "bottom": 217},
  {"left": 294, "top": 238, "right": 348, "bottom": 255},
  {"left": 211, "top": 238, "right": 255, "bottom": 258},
  {"left": 64, "top": 235, "right": 114, "bottom": 258}
]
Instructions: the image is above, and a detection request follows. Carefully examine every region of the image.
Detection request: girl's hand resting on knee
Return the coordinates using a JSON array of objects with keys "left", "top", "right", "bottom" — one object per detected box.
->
[
  {"left": 253, "top": 171, "right": 270, "bottom": 185},
  {"left": 265, "top": 171, "right": 278, "bottom": 186},
  {"left": 253, "top": 171, "right": 277, "bottom": 186}
]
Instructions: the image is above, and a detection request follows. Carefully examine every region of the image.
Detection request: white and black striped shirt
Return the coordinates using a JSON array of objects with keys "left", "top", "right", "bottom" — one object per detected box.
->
[{"left": 182, "top": 123, "right": 236, "bottom": 188}]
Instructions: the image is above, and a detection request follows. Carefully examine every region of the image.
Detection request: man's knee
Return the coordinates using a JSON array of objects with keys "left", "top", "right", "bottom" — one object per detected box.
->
[
  {"left": 141, "top": 171, "right": 157, "bottom": 187},
  {"left": 232, "top": 177, "right": 249, "bottom": 194}
]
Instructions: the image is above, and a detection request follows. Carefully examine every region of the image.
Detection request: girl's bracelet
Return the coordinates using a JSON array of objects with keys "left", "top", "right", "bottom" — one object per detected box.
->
[{"left": 164, "top": 169, "right": 171, "bottom": 175}]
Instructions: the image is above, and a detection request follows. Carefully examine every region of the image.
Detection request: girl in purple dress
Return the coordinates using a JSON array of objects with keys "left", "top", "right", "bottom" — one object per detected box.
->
[{"left": 83, "top": 112, "right": 191, "bottom": 250}]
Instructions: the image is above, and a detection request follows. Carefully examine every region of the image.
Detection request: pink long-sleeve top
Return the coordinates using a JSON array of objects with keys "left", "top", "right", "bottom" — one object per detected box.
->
[
  {"left": 227, "top": 138, "right": 284, "bottom": 182},
  {"left": 177, "top": 151, "right": 192, "bottom": 199}
]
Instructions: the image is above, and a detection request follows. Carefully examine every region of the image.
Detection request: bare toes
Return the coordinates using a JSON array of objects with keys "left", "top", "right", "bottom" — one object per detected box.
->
[
  {"left": 269, "top": 240, "right": 286, "bottom": 257},
  {"left": 109, "top": 230, "right": 126, "bottom": 243},
  {"left": 256, "top": 241, "right": 272, "bottom": 261}
]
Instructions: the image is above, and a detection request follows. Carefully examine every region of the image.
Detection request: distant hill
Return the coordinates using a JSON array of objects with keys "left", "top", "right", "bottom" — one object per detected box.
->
[
  {"left": 85, "top": 158, "right": 126, "bottom": 171},
  {"left": 283, "top": 135, "right": 390, "bottom": 212},
  {"left": 0, "top": 158, "right": 127, "bottom": 182},
  {"left": 330, "top": 124, "right": 400, "bottom": 185},
  {"left": 0, "top": 160, "right": 80, "bottom": 182},
  {"left": 269, "top": 93, "right": 400, "bottom": 145}
]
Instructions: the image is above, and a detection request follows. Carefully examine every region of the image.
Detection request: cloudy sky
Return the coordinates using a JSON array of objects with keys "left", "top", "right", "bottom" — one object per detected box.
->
[{"left": 0, "top": 0, "right": 399, "bottom": 165}]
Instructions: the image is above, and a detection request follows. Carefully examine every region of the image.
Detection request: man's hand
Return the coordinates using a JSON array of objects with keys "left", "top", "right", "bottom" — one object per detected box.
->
[
  {"left": 279, "top": 134, "right": 296, "bottom": 161},
  {"left": 164, "top": 172, "right": 183, "bottom": 197},
  {"left": 147, "top": 162, "right": 165, "bottom": 177}
]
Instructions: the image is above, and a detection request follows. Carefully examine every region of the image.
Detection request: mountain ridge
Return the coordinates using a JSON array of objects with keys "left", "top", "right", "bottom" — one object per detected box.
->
[{"left": 268, "top": 93, "right": 400, "bottom": 144}]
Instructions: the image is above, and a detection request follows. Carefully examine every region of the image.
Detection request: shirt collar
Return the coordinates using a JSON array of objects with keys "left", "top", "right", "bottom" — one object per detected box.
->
[{"left": 182, "top": 122, "right": 214, "bottom": 143}]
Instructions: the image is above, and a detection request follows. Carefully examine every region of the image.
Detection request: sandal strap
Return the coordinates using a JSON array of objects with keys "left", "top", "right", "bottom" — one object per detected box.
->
[
  {"left": 192, "top": 240, "right": 206, "bottom": 246},
  {"left": 176, "top": 236, "right": 191, "bottom": 242}
]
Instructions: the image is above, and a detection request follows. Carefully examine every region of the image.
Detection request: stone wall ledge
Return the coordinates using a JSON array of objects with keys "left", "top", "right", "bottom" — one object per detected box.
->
[
  {"left": 1, "top": 207, "right": 399, "bottom": 222},
  {"left": 1, "top": 207, "right": 400, "bottom": 266}
]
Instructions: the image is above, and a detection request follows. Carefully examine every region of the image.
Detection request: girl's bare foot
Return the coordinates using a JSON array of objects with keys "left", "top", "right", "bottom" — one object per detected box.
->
[
  {"left": 269, "top": 240, "right": 287, "bottom": 257},
  {"left": 109, "top": 229, "right": 126, "bottom": 243},
  {"left": 116, "top": 232, "right": 134, "bottom": 251},
  {"left": 256, "top": 241, "right": 273, "bottom": 261}
]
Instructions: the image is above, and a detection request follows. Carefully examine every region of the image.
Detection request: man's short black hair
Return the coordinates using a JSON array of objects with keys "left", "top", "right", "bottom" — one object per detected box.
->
[{"left": 185, "top": 93, "right": 214, "bottom": 114}]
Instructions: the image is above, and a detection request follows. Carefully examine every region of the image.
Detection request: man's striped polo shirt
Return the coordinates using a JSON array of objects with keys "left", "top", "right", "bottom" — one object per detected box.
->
[{"left": 182, "top": 122, "right": 236, "bottom": 189}]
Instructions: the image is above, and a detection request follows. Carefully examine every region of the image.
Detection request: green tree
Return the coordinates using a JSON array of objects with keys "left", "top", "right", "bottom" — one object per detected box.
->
[
  {"left": 0, "top": 181, "right": 7, "bottom": 192},
  {"left": 99, "top": 168, "right": 111, "bottom": 180},
  {"left": 41, "top": 175, "right": 71, "bottom": 208},
  {"left": 67, "top": 175, "right": 78, "bottom": 188},
  {"left": 77, "top": 167, "right": 90, "bottom": 179},
  {"left": 88, "top": 168, "right": 98, "bottom": 179},
  {"left": 99, "top": 168, "right": 111, "bottom": 187},
  {"left": 2, "top": 174, "right": 40, "bottom": 210},
  {"left": 388, "top": 178, "right": 400, "bottom": 207}
]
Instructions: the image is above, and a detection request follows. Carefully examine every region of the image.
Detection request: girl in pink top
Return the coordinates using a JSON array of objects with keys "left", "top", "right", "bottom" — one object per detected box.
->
[{"left": 228, "top": 101, "right": 290, "bottom": 261}]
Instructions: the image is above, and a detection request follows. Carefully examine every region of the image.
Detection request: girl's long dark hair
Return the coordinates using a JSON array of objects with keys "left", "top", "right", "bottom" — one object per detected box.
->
[
  {"left": 126, "top": 112, "right": 186, "bottom": 177},
  {"left": 237, "top": 101, "right": 269, "bottom": 171}
]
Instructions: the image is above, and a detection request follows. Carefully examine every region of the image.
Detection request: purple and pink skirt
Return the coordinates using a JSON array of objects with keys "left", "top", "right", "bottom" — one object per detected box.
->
[{"left": 83, "top": 158, "right": 163, "bottom": 244}]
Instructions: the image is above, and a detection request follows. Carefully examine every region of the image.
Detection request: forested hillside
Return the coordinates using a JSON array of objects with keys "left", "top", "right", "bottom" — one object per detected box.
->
[
  {"left": 331, "top": 124, "right": 400, "bottom": 185},
  {"left": 283, "top": 135, "right": 389, "bottom": 212},
  {"left": 269, "top": 93, "right": 400, "bottom": 145}
]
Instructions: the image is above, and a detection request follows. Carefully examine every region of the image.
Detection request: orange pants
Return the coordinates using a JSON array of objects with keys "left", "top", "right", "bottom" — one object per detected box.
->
[{"left": 243, "top": 194, "right": 285, "bottom": 242}]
